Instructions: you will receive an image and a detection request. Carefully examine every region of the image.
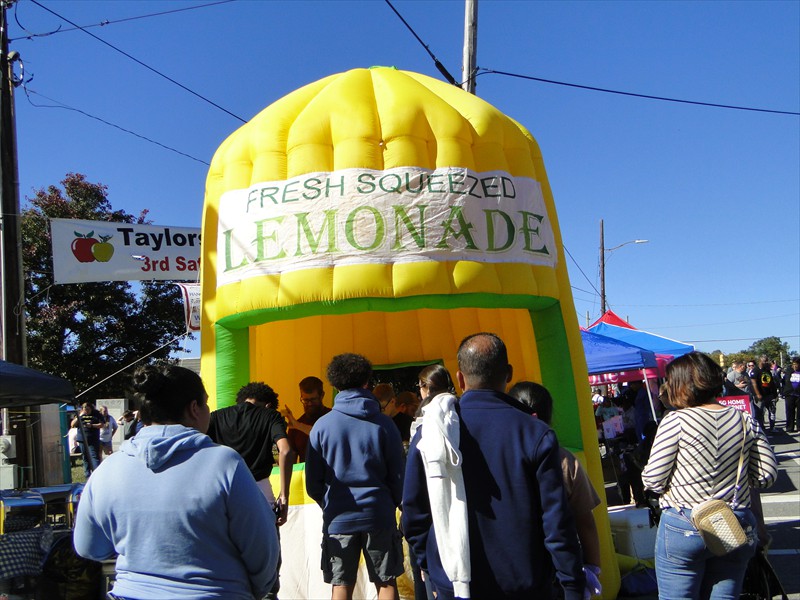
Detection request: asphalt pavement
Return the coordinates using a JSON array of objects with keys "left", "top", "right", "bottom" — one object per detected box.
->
[{"left": 759, "top": 398, "right": 800, "bottom": 599}]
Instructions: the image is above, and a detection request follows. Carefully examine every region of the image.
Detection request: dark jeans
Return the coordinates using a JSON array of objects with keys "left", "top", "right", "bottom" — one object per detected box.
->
[
  {"left": 785, "top": 394, "right": 800, "bottom": 431},
  {"left": 80, "top": 441, "right": 101, "bottom": 479},
  {"left": 763, "top": 396, "right": 777, "bottom": 430}
]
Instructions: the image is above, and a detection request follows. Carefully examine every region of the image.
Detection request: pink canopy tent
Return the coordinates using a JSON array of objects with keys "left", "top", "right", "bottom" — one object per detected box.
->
[
  {"left": 588, "top": 309, "right": 636, "bottom": 330},
  {"left": 588, "top": 354, "right": 672, "bottom": 385}
]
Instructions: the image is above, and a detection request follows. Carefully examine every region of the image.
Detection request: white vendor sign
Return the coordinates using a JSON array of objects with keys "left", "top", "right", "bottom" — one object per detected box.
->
[
  {"left": 217, "top": 166, "right": 557, "bottom": 287},
  {"left": 50, "top": 219, "right": 201, "bottom": 284}
]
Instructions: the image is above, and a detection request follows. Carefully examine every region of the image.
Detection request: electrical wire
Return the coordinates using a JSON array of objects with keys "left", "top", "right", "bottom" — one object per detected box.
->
[
  {"left": 477, "top": 69, "right": 800, "bottom": 116},
  {"left": 76, "top": 329, "right": 193, "bottom": 398},
  {"left": 383, "top": 0, "right": 458, "bottom": 86},
  {"left": 22, "top": 87, "right": 210, "bottom": 165},
  {"left": 563, "top": 244, "right": 602, "bottom": 298},
  {"left": 11, "top": 0, "right": 236, "bottom": 41},
  {"left": 28, "top": 0, "right": 247, "bottom": 123}
]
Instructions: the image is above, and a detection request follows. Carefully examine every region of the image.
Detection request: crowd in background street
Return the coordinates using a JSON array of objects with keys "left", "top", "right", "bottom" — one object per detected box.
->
[{"left": 67, "top": 346, "right": 799, "bottom": 600}]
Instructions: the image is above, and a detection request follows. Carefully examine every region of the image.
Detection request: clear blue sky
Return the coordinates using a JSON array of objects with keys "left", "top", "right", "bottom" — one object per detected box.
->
[{"left": 10, "top": 0, "right": 800, "bottom": 360}]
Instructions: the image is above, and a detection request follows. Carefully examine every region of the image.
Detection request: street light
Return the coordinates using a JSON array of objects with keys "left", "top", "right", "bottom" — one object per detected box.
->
[{"left": 599, "top": 219, "right": 648, "bottom": 314}]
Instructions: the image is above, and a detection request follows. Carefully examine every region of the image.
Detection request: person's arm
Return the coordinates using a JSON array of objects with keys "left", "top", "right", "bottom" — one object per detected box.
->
[
  {"left": 565, "top": 455, "right": 602, "bottom": 568},
  {"left": 383, "top": 418, "right": 406, "bottom": 507},
  {"left": 304, "top": 428, "right": 325, "bottom": 507},
  {"left": 535, "top": 430, "right": 585, "bottom": 600},
  {"left": 73, "top": 480, "right": 117, "bottom": 561},
  {"left": 747, "top": 415, "right": 778, "bottom": 488},
  {"left": 283, "top": 407, "right": 313, "bottom": 436},
  {"left": 400, "top": 434, "right": 432, "bottom": 573},
  {"left": 574, "top": 510, "right": 601, "bottom": 567},
  {"left": 641, "top": 412, "right": 681, "bottom": 494},
  {"left": 274, "top": 437, "right": 295, "bottom": 525},
  {"left": 227, "top": 457, "right": 280, "bottom": 597},
  {"left": 751, "top": 372, "right": 763, "bottom": 400}
]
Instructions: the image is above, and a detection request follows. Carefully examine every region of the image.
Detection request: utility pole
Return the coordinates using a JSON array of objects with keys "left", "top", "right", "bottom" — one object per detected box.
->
[
  {"left": 0, "top": 0, "right": 26, "bottom": 365},
  {"left": 599, "top": 219, "right": 606, "bottom": 314},
  {"left": 461, "top": 0, "right": 478, "bottom": 94}
]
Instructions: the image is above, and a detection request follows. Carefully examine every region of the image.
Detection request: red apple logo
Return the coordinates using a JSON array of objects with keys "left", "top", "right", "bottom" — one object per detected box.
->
[
  {"left": 71, "top": 231, "right": 99, "bottom": 262},
  {"left": 91, "top": 235, "right": 115, "bottom": 262}
]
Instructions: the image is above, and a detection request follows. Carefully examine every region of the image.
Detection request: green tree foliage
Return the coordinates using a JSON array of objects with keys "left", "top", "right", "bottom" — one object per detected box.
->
[
  {"left": 21, "top": 173, "right": 189, "bottom": 400},
  {"left": 745, "top": 336, "right": 792, "bottom": 362}
]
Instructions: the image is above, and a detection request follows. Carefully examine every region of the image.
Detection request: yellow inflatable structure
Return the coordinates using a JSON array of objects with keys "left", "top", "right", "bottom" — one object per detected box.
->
[{"left": 201, "top": 66, "right": 619, "bottom": 598}]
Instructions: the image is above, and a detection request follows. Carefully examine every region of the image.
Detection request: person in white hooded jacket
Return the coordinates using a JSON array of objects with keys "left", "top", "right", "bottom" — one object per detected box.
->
[{"left": 74, "top": 364, "right": 279, "bottom": 600}]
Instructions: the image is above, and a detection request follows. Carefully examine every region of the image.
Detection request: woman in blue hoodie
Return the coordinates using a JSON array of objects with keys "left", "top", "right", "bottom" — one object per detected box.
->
[{"left": 74, "top": 364, "right": 280, "bottom": 600}]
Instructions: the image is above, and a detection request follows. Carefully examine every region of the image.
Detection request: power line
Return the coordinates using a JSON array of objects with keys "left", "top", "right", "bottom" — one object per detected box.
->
[
  {"left": 11, "top": 0, "right": 236, "bottom": 41},
  {"left": 22, "top": 87, "right": 210, "bottom": 166},
  {"left": 28, "top": 0, "right": 246, "bottom": 123},
  {"left": 478, "top": 69, "right": 800, "bottom": 116},
  {"left": 563, "top": 245, "right": 602, "bottom": 298},
  {"left": 383, "top": 0, "right": 458, "bottom": 86}
]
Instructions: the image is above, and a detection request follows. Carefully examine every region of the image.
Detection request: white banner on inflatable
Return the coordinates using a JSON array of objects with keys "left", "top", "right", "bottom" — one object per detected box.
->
[
  {"left": 50, "top": 219, "right": 201, "bottom": 284},
  {"left": 175, "top": 283, "right": 201, "bottom": 332},
  {"left": 217, "top": 167, "right": 556, "bottom": 287}
]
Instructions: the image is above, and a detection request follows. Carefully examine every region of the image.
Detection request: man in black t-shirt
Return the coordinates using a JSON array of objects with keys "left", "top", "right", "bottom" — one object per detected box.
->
[
  {"left": 207, "top": 382, "right": 295, "bottom": 600},
  {"left": 71, "top": 401, "right": 104, "bottom": 478},
  {"left": 754, "top": 356, "right": 779, "bottom": 431},
  {"left": 207, "top": 382, "right": 295, "bottom": 519}
]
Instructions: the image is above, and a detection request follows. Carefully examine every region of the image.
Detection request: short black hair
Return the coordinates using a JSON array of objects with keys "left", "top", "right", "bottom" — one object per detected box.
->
[
  {"left": 457, "top": 332, "right": 509, "bottom": 389},
  {"left": 327, "top": 353, "right": 372, "bottom": 391},
  {"left": 236, "top": 382, "right": 279, "bottom": 408},
  {"left": 133, "top": 364, "right": 206, "bottom": 425},
  {"left": 508, "top": 381, "right": 553, "bottom": 425}
]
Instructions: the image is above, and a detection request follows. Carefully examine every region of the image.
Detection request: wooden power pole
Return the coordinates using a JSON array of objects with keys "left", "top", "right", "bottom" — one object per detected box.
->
[
  {"left": 461, "top": 0, "right": 478, "bottom": 94},
  {"left": 0, "top": 0, "right": 27, "bottom": 365}
]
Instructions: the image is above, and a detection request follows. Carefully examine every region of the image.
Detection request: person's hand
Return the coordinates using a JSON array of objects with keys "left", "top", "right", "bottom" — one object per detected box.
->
[
  {"left": 274, "top": 496, "right": 289, "bottom": 526},
  {"left": 583, "top": 564, "right": 602, "bottom": 600},
  {"left": 283, "top": 406, "right": 297, "bottom": 427}
]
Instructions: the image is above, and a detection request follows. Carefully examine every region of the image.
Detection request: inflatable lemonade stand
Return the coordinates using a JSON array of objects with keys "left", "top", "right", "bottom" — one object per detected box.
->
[{"left": 201, "top": 67, "right": 620, "bottom": 599}]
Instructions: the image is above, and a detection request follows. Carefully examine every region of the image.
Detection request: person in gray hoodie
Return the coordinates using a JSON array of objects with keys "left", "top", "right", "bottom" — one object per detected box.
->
[
  {"left": 74, "top": 364, "right": 279, "bottom": 600},
  {"left": 305, "top": 353, "right": 406, "bottom": 600}
]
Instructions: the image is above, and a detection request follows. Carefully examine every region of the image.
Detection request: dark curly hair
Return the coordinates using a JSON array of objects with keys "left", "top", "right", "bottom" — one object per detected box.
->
[
  {"left": 132, "top": 364, "right": 206, "bottom": 425},
  {"left": 326, "top": 353, "right": 372, "bottom": 391},
  {"left": 236, "top": 382, "right": 279, "bottom": 408}
]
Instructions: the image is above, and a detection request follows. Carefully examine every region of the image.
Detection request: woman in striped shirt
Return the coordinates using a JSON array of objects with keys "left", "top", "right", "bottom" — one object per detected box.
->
[{"left": 642, "top": 352, "right": 778, "bottom": 600}]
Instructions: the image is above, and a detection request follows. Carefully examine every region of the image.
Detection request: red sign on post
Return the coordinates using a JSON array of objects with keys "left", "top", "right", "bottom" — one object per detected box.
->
[{"left": 717, "top": 395, "right": 752, "bottom": 415}]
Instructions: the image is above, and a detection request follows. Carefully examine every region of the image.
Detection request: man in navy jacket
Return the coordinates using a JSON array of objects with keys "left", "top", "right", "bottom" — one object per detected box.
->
[
  {"left": 306, "top": 353, "right": 406, "bottom": 600},
  {"left": 402, "top": 333, "right": 585, "bottom": 600}
]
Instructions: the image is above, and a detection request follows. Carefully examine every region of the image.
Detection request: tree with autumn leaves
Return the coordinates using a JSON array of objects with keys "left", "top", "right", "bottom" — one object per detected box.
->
[{"left": 21, "top": 173, "right": 190, "bottom": 400}]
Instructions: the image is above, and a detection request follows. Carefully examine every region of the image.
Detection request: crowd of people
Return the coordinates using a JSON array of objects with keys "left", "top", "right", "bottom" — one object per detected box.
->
[{"left": 69, "top": 338, "right": 796, "bottom": 600}]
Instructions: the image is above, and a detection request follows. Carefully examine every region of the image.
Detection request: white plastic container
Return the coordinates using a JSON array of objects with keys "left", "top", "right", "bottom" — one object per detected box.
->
[{"left": 607, "top": 505, "right": 657, "bottom": 559}]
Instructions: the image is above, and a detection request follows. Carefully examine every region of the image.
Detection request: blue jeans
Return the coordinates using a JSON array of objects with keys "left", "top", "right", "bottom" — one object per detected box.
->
[
  {"left": 80, "top": 441, "right": 101, "bottom": 479},
  {"left": 655, "top": 507, "right": 757, "bottom": 599}
]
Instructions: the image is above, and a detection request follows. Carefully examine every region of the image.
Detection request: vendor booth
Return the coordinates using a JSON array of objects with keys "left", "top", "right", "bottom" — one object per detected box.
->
[
  {"left": 201, "top": 67, "right": 619, "bottom": 598},
  {"left": 0, "top": 361, "right": 99, "bottom": 597},
  {"left": 587, "top": 311, "right": 694, "bottom": 358}
]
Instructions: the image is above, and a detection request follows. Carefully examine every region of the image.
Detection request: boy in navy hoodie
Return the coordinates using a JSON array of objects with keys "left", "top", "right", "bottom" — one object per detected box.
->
[{"left": 306, "top": 353, "right": 405, "bottom": 600}]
